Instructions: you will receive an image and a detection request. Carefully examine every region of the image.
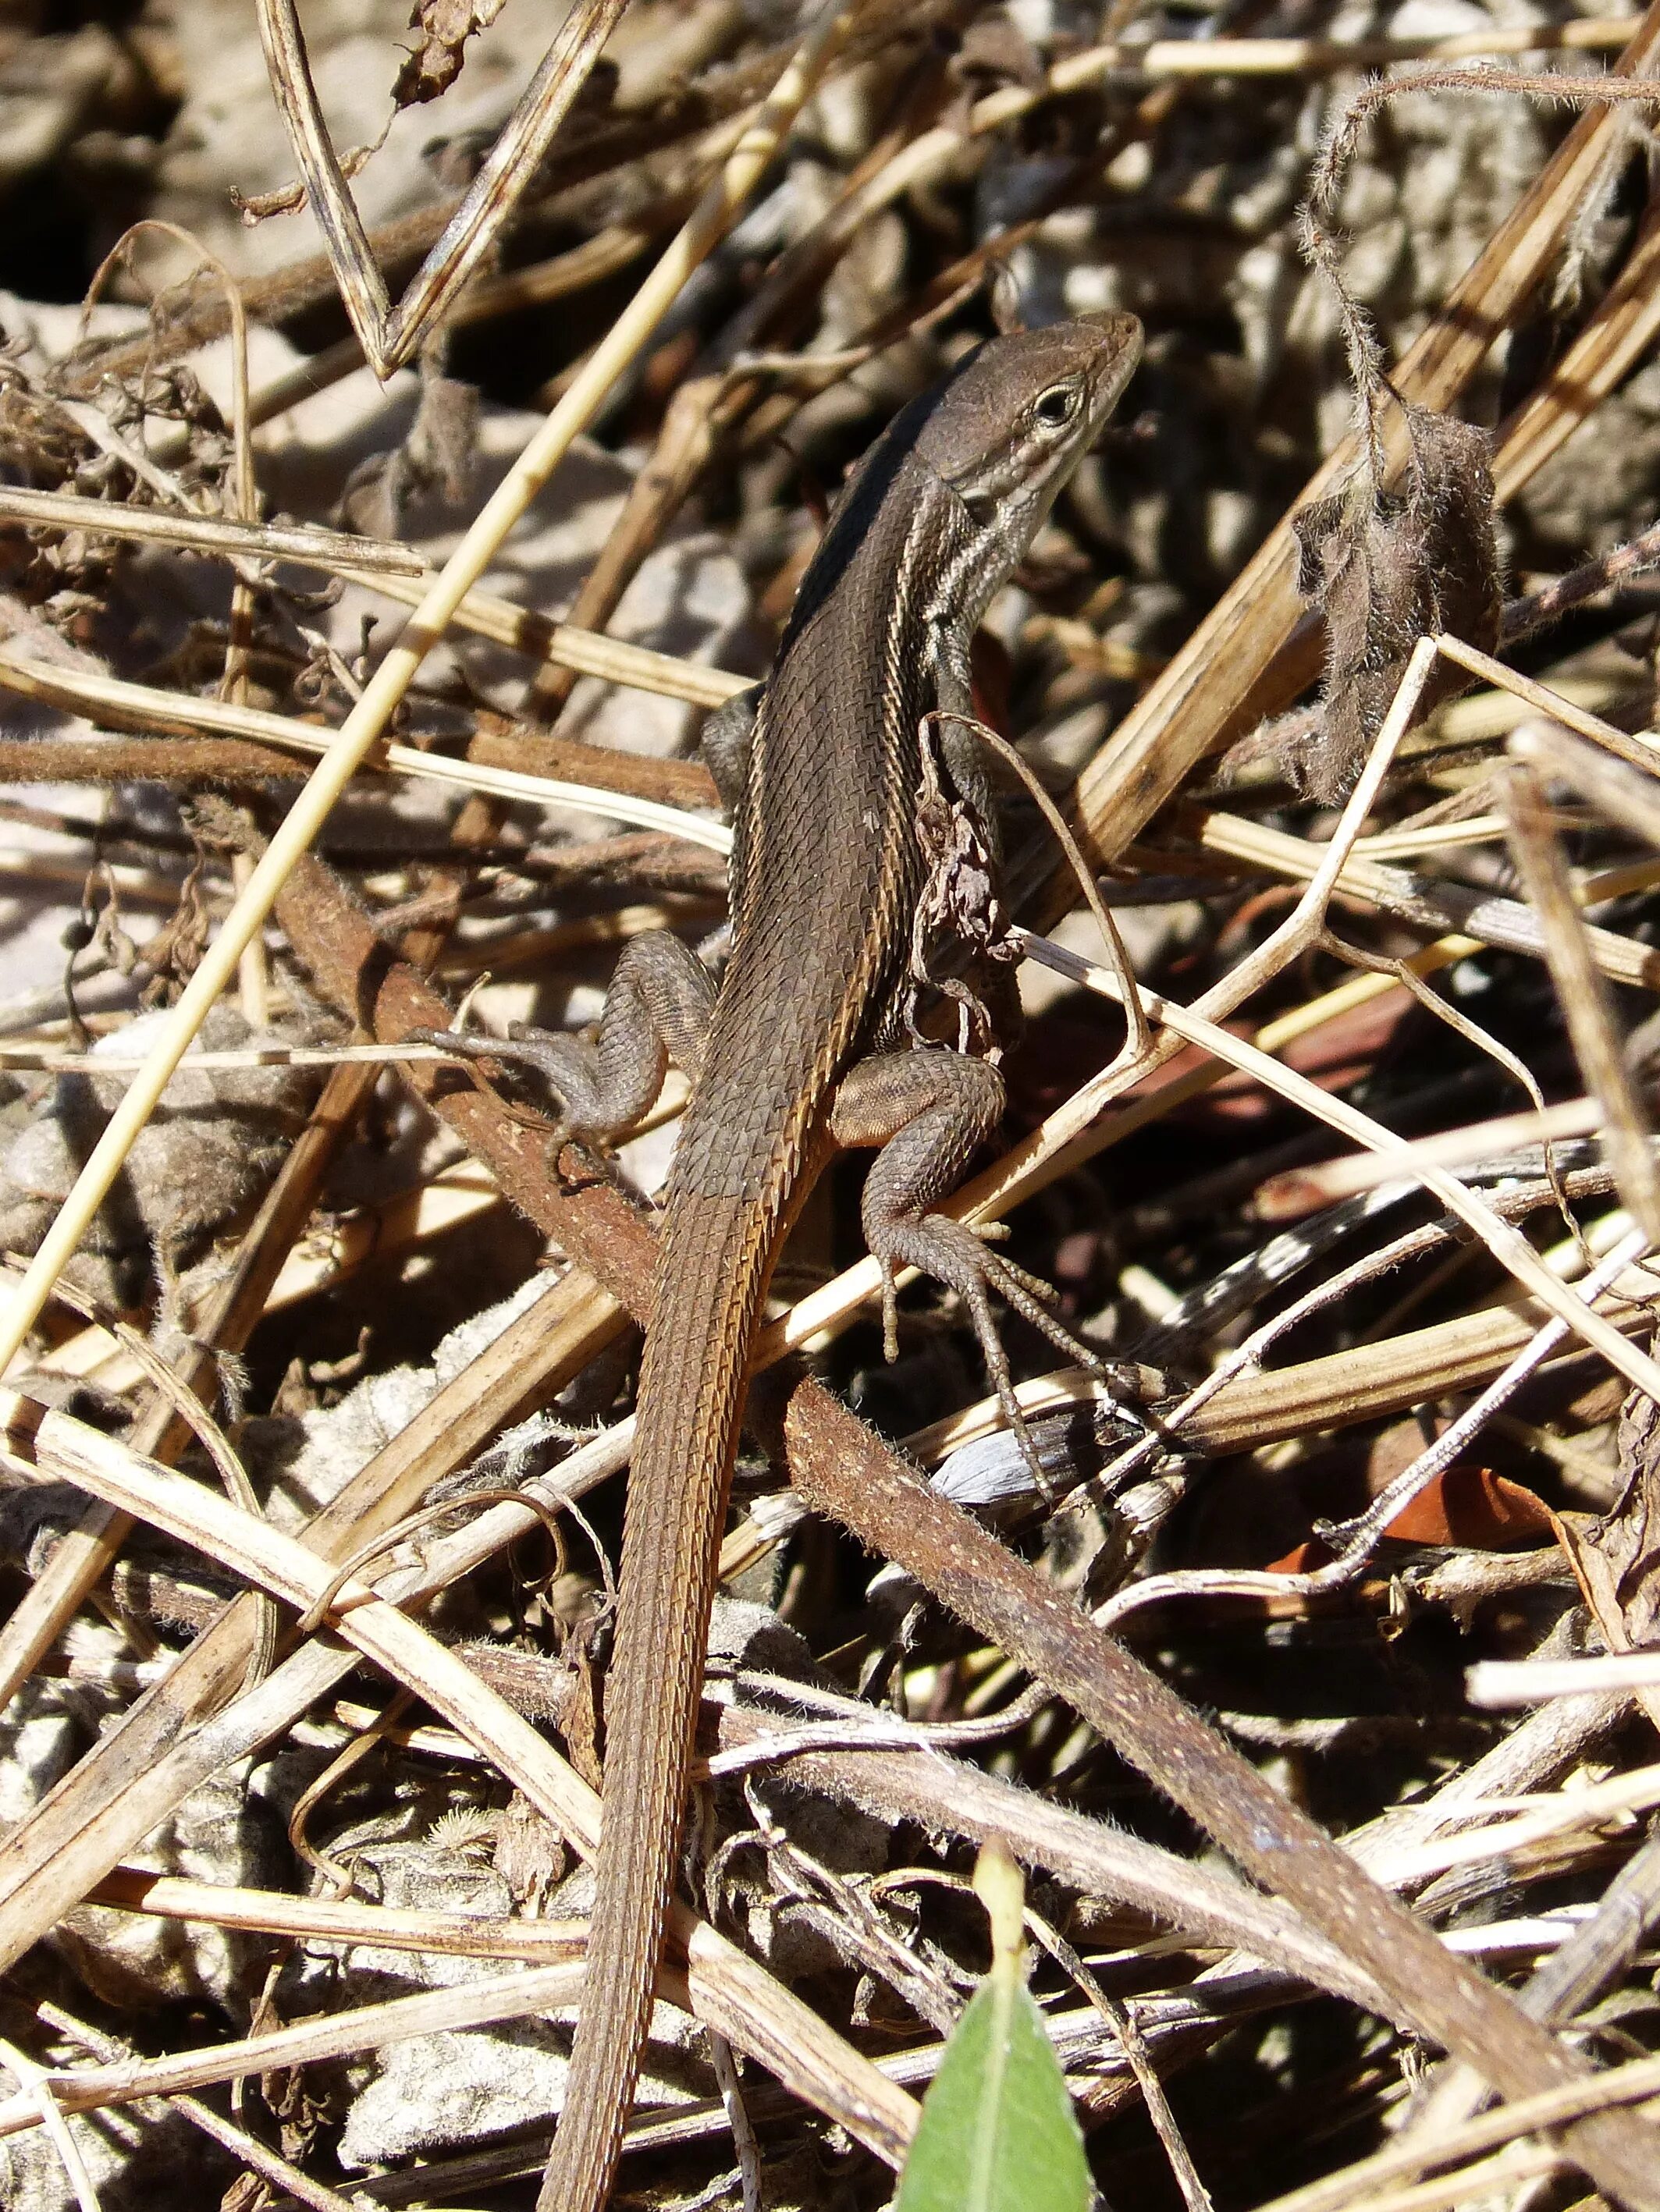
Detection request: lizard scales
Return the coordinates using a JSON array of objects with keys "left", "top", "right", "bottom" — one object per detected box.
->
[{"left": 539, "top": 312, "right": 1143, "bottom": 2210}]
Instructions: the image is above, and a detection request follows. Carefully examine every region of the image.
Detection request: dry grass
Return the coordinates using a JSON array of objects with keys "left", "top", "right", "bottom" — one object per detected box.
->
[{"left": 5, "top": 2, "right": 1660, "bottom": 2207}]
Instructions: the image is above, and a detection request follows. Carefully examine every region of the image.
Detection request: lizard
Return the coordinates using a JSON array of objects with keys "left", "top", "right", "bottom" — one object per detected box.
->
[{"left": 423, "top": 311, "right": 1143, "bottom": 2210}]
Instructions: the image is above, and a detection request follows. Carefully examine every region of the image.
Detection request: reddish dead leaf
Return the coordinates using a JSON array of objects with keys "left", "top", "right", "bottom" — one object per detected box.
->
[
  {"left": 1260, "top": 1471, "right": 1552, "bottom": 1571},
  {"left": 1381, "top": 1465, "right": 1554, "bottom": 1549}
]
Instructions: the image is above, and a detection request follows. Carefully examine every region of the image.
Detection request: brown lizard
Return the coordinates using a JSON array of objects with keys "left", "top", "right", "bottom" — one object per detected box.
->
[{"left": 426, "top": 311, "right": 1143, "bottom": 2208}]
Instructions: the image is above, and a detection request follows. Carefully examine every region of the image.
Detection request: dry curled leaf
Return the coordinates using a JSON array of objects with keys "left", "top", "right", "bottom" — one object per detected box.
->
[
  {"left": 394, "top": 0, "right": 507, "bottom": 107},
  {"left": 1282, "top": 401, "right": 1502, "bottom": 801}
]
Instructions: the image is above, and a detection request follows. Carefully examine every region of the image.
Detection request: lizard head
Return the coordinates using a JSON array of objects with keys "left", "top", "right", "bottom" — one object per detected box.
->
[{"left": 915, "top": 311, "right": 1143, "bottom": 564}]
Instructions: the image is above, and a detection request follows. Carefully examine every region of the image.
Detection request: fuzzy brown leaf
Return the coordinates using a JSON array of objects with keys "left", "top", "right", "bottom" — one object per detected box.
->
[
  {"left": 1283, "top": 402, "right": 1502, "bottom": 801},
  {"left": 395, "top": 0, "right": 507, "bottom": 106}
]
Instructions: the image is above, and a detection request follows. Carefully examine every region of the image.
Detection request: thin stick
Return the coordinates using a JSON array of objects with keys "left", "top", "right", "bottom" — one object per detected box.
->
[
  {"left": 1512, "top": 719, "right": 1660, "bottom": 846},
  {"left": 0, "top": 484, "right": 425, "bottom": 573},
  {"left": 1437, "top": 630, "right": 1660, "bottom": 776},
  {"left": 0, "top": 1040, "right": 464, "bottom": 1074},
  {"left": 0, "top": 1383, "right": 918, "bottom": 2167},
  {"left": 1120, "top": 18, "right": 1639, "bottom": 73},
  {"left": 0, "top": 1962, "right": 588, "bottom": 2132},
  {"left": 254, "top": 0, "right": 631, "bottom": 376},
  {"left": 1501, "top": 755, "right": 1660, "bottom": 1239},
  {"left": 934, "top": 709, "right": 1151, "bottom": 1066},
  {"left": 1015, "top": 923, "right": 1660, "bottom": 1403},
  {"left": 0, "top": 655, "right": 736, "bottom": 848},
  {"left": 0, "top": 2039, "right": 99, "bottom": 2212},
  {"left": 0, "top": 0, "right": 854, "bottom": 1957},
  {"left": 1253, "top": 1095, "right": 1603, "bottom": 1211},
  {"left": 1252, "top": 2050, "right": 1660, "bottom": 2212},
  {"left": 1472, "top": 1653, "right": 1660, "bottom": 1704}
]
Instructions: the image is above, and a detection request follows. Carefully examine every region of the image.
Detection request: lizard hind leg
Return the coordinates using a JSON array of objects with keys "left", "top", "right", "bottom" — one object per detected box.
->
[
  {"left": 409, "top": 928, "right": 716, "bottom": 1142},
  {"left": 830, "top": 1047, "right": 1102, "bottom": 1496}
]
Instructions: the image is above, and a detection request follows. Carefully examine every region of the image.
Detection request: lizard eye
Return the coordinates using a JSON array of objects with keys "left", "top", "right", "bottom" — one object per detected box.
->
[{"left": 1033, "top": 382, "right": 1079, "bottom": 431}]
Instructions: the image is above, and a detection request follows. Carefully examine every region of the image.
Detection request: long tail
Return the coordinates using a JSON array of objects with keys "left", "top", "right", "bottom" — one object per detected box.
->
[{"left": 539, "top": 1190, "right": 775, "bottom": 2211}]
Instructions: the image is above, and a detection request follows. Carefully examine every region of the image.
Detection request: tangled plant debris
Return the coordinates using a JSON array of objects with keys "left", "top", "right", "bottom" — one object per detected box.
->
[{"left": 6, "top": 2, "right": 1660, "bottom": 2209}]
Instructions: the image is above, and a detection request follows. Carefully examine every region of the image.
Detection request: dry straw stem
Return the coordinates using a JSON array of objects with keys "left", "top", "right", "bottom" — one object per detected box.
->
[
  {"left": 1179, "top": 1284, "right": 1650, "bottom": 1456},
  {"left": 84, "top": 1870, "right": 589, "bottom": 1965},
  {"left": 1058, "top": 0, "right": 1660, "bottom": 886},
  {"left": 0, "top": 1040, "right": 471, "bottom": 1074},
  {"left": 1256, "top": 2049, "right": 1660, "bottom": 2212},
  {"left": 1253, "top": 1093, "right": 1604, "bottom": 1209},
  {"left": 1492, "top": 186, "right": 1660, "bottom": 506},
  {"left": 0, "top": 484, "right": 424, "bottom": 574},
  {"left": 254, "top": 0, "right": 631, "bottom": 377},
  {"left": 0, "top": 2036, "right": 98, "bottom": 2212},
  {"left": 0, "top": 568, "right": 741, "bottom": 705},
  {"left": 1015, "top": 918, "right": 1660, "bottom": 1403},
  {"left": 1441, "top": 629, "right": 1660, "bottom": 782},
  {"left": 1512, "top": 719, "right": 1660, "bottom": 847},
  {"left": 340, "top": 565, "right": 744, "bottom": 706},
  {"left": 0, "top": 1961, "right": 588, "bottom": 2136},
  {"left": 156, "top": 2093, "right": 364, "bottom": 2212},
  {"left": 1114, "top": 16, "right": 1637, "bottom": 73},
  {"left": 1472, "top": 1653, "right": 1660, "bottom": 1703},
  {"left": 0, "top": 478, "right": 746, "bottom": 706},
  {"left": 0, "top": 1383, "right": 919, "bottom": 2168},
  {"left": 1197, "top": 810, "right": 1660, "bottom": 990},
  {"left": 0, "top": 650, "right": 734, "bottom": 853},
  {"left": 1500, "top": 758, "right": 1660, "bottom": 1239},
  {"left": 0, "top": 0, "right": 853, "bottom": 1386}
]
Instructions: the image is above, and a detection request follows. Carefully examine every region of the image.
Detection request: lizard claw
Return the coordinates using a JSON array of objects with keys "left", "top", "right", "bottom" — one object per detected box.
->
[{"left": 869, "top": 1210, "right": 1115, "bottom": 1505}]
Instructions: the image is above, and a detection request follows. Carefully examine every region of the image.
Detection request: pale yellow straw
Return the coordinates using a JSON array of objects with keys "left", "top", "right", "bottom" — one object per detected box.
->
[{"left": 0, "top": 0, "right": 852, "bottom": 1378}]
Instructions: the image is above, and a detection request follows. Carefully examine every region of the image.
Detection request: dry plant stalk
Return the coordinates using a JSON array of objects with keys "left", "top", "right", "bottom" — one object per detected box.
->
[
  {"left": 253, "top": 0, "right": 634, "bottom": 377},
  {"left": 0, "top": 0, "right": 851, "bottom": 1384}
]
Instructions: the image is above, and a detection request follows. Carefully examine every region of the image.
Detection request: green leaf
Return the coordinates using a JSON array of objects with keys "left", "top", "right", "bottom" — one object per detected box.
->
[{"left": 893, "top": 1861, "right": 1090, "bottom": 2212}]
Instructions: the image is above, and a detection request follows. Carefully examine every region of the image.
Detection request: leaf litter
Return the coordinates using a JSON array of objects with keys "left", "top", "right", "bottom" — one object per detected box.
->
[{"left": 5, "top": 5, "right": 1660, "bottom": 2210}]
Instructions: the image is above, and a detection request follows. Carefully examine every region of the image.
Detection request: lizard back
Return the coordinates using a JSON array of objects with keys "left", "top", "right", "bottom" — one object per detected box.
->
[{"left": 672, "top": 434, "right": 951, "bottom": 1208}]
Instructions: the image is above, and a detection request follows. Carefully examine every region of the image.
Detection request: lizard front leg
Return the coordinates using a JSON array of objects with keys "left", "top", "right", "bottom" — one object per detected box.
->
[
  {"left": 699, "top": 681, "right": 762, "bottom": 817},
  {"left": 830, "top": 1046, "right": 1097, "bottom": 1482},
  {"left": 411, "top": 929, "right": 715, "bottom": 1143}
]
